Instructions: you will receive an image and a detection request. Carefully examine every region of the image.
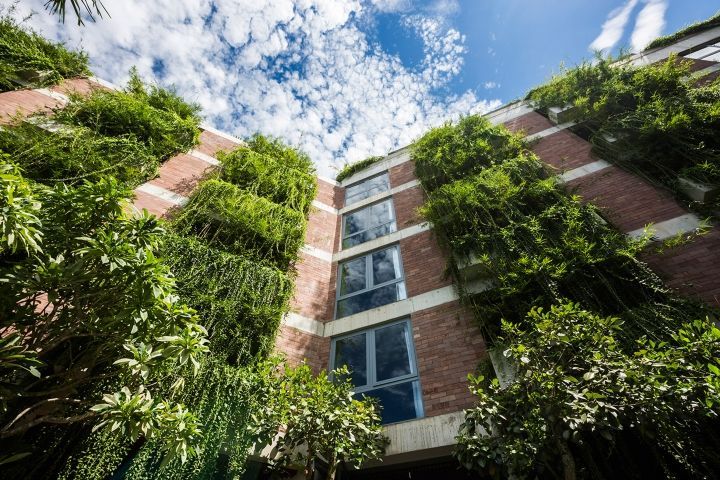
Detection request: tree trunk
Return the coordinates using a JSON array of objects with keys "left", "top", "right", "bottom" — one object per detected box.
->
[
  {"left": 325, "top": 453, "right": 337, "bottom": 480},
  {"left": 304, "top": 452, "right": 314, "bottom": 480},
  {"left": 555, "top": 436, "right": 577, "bottom": 480}
]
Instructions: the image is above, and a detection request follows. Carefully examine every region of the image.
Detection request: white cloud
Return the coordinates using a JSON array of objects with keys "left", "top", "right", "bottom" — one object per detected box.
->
[
  {"left": 13, "top": 0, "right": 499, "bottom": 176},
  {"left": 630, "top": 0, "right": 668, "bottom": 51},
  {"left": 589, "top": 0, "right": 639, "bottom": 52},
  {"left": 484, "top": 81, "right": 499, "bottom": 89}
]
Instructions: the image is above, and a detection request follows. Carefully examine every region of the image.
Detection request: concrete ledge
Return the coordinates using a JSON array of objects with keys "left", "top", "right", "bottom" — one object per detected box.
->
[
  {"left": 188, "top": 149, "right": 221, "bottom": 166},
  {"left": 334, "top": 222, "right": 431, "bottom": 262},
  {"left": 525, "top": 121, "right": 576, "bottom": 142},
  {"left": 34, "top": 87, "right": 69, "bottom": 104},
  {"left": 340, "top": 147, "right": 412, "bottom": 186},
  {"left": 383, "top": 411, "right": 464, "bottom": 457},
  {"left": 484, "top": 101, "right": 535, "bottom": 125},
  {"left": 627, "top": 213, "right": 703, "bottom": 241},
  {"left": 548, "top": 105, "right": 580, "bottom": 125},
  {"left": 135, "top": 183, "right": 188, "bottom": 206},
  {"left": 199, "top": 123, "right": 243, "bottom": 144},
  {"left": 558, "top": 159, "right": 612, "bottom": 183},
  {"left": 300, "top": 244, "right": 333, "bottom": 262},
  {"left": 311, "top": 200, "right": 339, "bottom": 215},
  {"left": 339, "top": 179, "right": 421, "bottom": 214},
  {"left": 677, "top": 177, "right": 720, "bottom": 203},
  {"left": 282, "top": 312, "right": 325, "bottom": 337}
]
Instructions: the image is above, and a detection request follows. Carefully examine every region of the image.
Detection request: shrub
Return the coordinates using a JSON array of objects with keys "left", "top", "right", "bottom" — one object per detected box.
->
[
  {"left": 219, "top": 147, "right": 317, "bottom": 214},
  {"left": 0, "top": 14, "right": 90, "bottom": 92},
  {"left": 244, "top": 133, "right": 315, "bottom": 174},
  {"left": 0, "top": 121, "right": 158, "bottom": 186},
  {"left": 336, "top": 155, "right": 384, "bottom": 182},
  {"left": 172, "top": 179, "right": 306, "bottom": 268},
  {"left": 54, "top": 72, "right": 201, "bottom": 160}
]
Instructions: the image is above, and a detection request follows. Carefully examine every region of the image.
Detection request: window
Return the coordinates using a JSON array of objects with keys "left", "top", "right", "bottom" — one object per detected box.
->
[
  {"left": 345, "top": 172, "right": 390, "bottom": 207},
  {"left": 684, "top": 40, "right": 720, "bottom": 62},
  {"left": 342, "top": 199, "right": 397, "bottom": 249},
  {"left": 336, "top": 245, "right": 407, "bottom": 318},
  {"left": 331, "top": 320, "right": 423, "bottom": 424}
]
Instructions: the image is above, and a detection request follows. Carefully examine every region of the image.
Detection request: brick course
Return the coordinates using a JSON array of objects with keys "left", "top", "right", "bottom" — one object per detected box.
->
[
  {"left": 393, "top": 185, "right": 426, "bottom": 228},
  {"left": 401, "top": 230, "right": 453, "bottom": 297},
  {"left": 503, "top": 111, "right": 554, "bottom": 135},
  {"left": 389, "top": 160, "right": 416, "bottom": 187}
]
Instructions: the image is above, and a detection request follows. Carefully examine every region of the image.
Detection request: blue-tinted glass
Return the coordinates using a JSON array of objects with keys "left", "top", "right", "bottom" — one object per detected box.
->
[
  {"left": 336, "top": 283, "right": 404, "bottom": 318},
  {"left": 343, "top": 209, "right": 368, "bottom": 236},
  {"left": 334, "top": 333, "right": 367, "bottom": 386},
  {"left": 342, "top": 223, "right": 396, "bottom": 249},
  {"left": 356, "top": 381, "right": 420, "bottom": 424},
  {"left": 339, "top": 257, "right": 366, "bottom": 295},
  {"left": 375, "top": 323, "right": 411, "bottom": 381},
  {"left": 345, "top": 173, "right": 390, "bottom": 206},
  {"left": 372, "top": 247, "right": 401, "bottom": 285}
]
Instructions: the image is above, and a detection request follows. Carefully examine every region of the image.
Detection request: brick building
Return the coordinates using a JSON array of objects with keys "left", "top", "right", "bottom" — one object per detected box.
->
[
  {"left": 1, "top": 18, "right": 719, "bottom": 480},
  {"left": 273, "top": 21, "right": 720, "bottom": 479}
]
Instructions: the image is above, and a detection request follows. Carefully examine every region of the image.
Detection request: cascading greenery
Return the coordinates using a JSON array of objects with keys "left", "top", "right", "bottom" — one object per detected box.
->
[
  {"left": 0, "top": 70, "right": 201, "bottom": 189},
  {"left": 0, "top": 13, "right": 90, "bottom": 92},
  {"left": 336, "top": 155, "right": 385, "bottom": 182},
  {"left": 644, "top": 12, "right": 720, "bottom": 51},
  {"left": 58, "top": 134, "right": 317, "bottom": 480},
  {"left": 412, "top": 114, "right": 717, "bottom": 478},
  {"left": 526, "top": 56, "right": 720, "bottom": 202}
]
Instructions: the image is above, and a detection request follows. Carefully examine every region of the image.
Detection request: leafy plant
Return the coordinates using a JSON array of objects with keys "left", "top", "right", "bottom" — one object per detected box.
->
[
  {"left": 43, "top": 0, "right": 108, "bottom": 25},
  {"left": 0, "top": 12, "right": 90, "bottom": 92},
  {"left": 0, "top": 159, "right": 42, "bottom": 254},
  {"left": 455, "top": 303, "right": 720, "bottom": 479},
  {"left": 644, "top": 12, "right": 720, "bottom": 51},
  {"left": 336, "top": 155, "right": 385, "bottom": 182},
  {"left": 248, "top": 359, "right": 388, "bottom": 480},
  {"left": 245, "top": 133, "right": 316, "bottom": 174}
]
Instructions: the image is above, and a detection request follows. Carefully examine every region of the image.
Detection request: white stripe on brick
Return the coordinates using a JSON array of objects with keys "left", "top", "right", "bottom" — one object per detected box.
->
[
  {"left": 333, "top": 222, "right": 431, "bottom": 262},
  {"left": 282, "top": 312, "right": 325, "bottom": 337},
  {"left": 135, "top": 184, "right": 189, "bottom": 206},
  {"left": 199, "top": 123, "right": 244, "bottom": 144},
  {"left": 188, "top": 149, "right": 221, "bottom": 166},
  {"left": 301, "top": 244, "right": 333, "bottom": 263},
  {"left": 525, "top": 121, "right": 576, "bottom": 142},
  {"left": 558, "top": 159, "right": 612, "bottom": 183},
  {"left": 34, "top": 88, "right": 69, "bottom": 104},
  {"left": 311, "top": 200, "right": 338, "bottom": 215},
  {"left": 339, "top": 179, "right": 421, "bottom": 214},
  {"left": 626, "top": 213, "right": 703, "bottom": 241}
]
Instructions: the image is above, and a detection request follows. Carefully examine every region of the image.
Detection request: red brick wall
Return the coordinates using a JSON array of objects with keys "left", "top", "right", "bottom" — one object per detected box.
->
[
  {"left": 196, "top": 130, "right": 240, "bottom": 157},
  {"left": 0, "top": 89, "right": 62, "bottom": 124},
  {"left": 316, "top": 178, "right": 342, "bottom": 209},
  {"left": 531, "top": 130, "right": 597, "bottom": 171},
  {"left": 503, "top": 111, "right": 554, "bottom": 135},
  {"left": 305, "top": 208, "right": 340, "bottom": 252},
  {"left": 393, "top": 185, "right": 425, "bottom": 228},
  {"left": 389, "top": 160, "right": 416, "bottom": 187},
  {"left": 275, "top": 324, "right": 330, "bottom": 373},
  {"left": 401, "top": 230, "right": 452, "bottom": 297},
  {"left": 412, "top": 301, "right": 486, "bottom": 417},
  {"left": 291, "top": 252, "right": 335, "bottom": 320}
]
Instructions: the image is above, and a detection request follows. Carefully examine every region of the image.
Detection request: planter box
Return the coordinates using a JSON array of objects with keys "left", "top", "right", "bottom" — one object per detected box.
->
[
  {"left": 548, "top": 104, "right": 580, "bottom": 125},
  {"left": 488, "top": 346, "right": 517, "bottom": 388},
  {"left": 15, "top": 69, "right": 53, "bottom": 84},
  {"left": 455, "top": 252, "right": 492, "bottom": 282},
  {"left": 677, "top": 177, "right": 720, "bottom": 203}
]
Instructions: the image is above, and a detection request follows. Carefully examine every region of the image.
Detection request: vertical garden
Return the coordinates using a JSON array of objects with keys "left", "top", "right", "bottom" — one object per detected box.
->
[
  {"left": 411, "top": 53, "right": 720, "bottom": 479},
  {"left": 0, "top": 15, "right": 318, "bottom": 479}
]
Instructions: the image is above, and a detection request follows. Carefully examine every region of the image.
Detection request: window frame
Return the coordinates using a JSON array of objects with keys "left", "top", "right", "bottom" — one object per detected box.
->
[
  {"left": 329, "top": 319, "right": 424, "bottom": 423},
  {"left": 335, "top": 244, "right": 407, "bottom": 319},
  {"left": 344, "top": 171, "right": 390, "bottom": 207},
  {"left": 341, "top": 198, "right": 397, "bottom": 249}
]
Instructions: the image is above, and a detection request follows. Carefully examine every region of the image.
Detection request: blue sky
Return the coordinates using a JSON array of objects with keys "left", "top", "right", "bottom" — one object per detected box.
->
[{"left": 12, "top": 0, "right": 720, "bottom": 176}]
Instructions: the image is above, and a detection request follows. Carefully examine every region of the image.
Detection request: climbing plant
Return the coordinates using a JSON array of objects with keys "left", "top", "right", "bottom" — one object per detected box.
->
[
  {"left": 336, "top": 155, "right": 385, "bottom": 182},
  {"left": 0, "top": 13, "right": 90, "bottom": 92}
]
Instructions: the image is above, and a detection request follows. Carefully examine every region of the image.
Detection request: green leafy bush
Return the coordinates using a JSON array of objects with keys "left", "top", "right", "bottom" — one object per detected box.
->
[
  {"left": 244, "top": 133, "right": 315, "bottom": 174},
  {"left": 644, "top": 12, "right": 720, "bottom": 51},
  {"left": 219, "top": 147, "right": 317, "bottom": 214},
  {"left": 172, "top": 179, "right": 306, "bottom": 268},
  {"left": 54, "top": 72, "right": 201, "bottom": 160},
  {"left": 0, "top": 121, "right": 158, "bottom": 186},
  {"left": 336, "top": 155, "right": 384, "bottom": 182},
  {"left": 0, "top": 14, "right": 90, "bottom": 92}
]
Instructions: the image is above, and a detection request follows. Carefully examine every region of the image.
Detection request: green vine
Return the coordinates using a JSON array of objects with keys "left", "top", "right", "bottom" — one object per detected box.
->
[{"left": 336, "top": 155, "right": 385, "bottom": 182}]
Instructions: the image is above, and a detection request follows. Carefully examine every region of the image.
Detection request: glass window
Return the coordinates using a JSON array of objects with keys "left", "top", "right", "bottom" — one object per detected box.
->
[
  {"left": 331, "top": 320, "right": 423, "bottom": 424},
  {"left": 342, "top": 199, "right": 397, "bottom": 249},
  {"left": 336, "top": 245, "right": 406, "bottom": 319},
  {"left": 684, "top": 40, "right": 720, "bottom": 62},
  {"left": 345, "top": 172, "right": 390, "bottom": 206}
]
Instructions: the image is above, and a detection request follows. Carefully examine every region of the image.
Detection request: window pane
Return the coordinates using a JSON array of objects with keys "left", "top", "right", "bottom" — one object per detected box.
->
[
  {"left": 334, "top": 333, "right": 367, "bottom": 387},
  {"left": 343, "top": 209, "right": 368, "bottom": 236},
  {"left": 357, "top": 381, "right": 421, "bottom": 424},
  {"left": 342, "top": 222, "right": 396, "bottom": 249},
  {"left": 372, "top": 247, "right": 401, "bottom": 285},
  {"left": 345, "top": 173, "right": 390, "bottom": 206},
  {"left": 336, "top": 282, "right": 405, "bottom": 318},
  {"left": 339, "top": 257, "right": 366, "bottom": 296},
  {"left": 371, "top": 201, "right": 393, "bottom": 225},
  {"left": 375, "top": 323, "right": 412, "bottom": 381}
]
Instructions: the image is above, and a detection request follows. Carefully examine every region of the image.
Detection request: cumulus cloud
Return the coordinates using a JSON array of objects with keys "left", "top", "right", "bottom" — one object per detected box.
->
[
  {"left": 630, "top": 0, "right": 668, "bottom": 51},
  {"left": 14, "top": 0, "right": 498, "bottom": 176},
  {"left": 589, "top": 0, "right": 639, "bottom": 52}
]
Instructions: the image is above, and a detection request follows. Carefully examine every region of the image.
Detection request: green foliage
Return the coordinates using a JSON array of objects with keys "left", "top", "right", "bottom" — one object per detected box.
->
[
  {"left": 172, "top": 179, "right": 306, "bottom": 269},
  {"left": 159, "top": 233, "right": 293, "bottom": 365},
  {"left": 54, "top": 71, "right": 201, "bottom": 160},
  {"left": 336, "top": 155, "right": 385, "bottom": 182},
  {"left": 644, "top": 12, "right": 720, "bottom": 51},
  {"left": 0, "top": 167, "right": 209, "bottom": 470},
  {"left": 0, "top": 121, "right": 159, "bottom": 186},
  {"left": 0, "top": 158, "right": 42, "bottom": 254},
  {"left": 0, "top": 13, "right": 90, "bottom": 92},
  {"left": 249, "top": 359, "right": 388, "bottom": 480},
  {"left": 412, "top": 115, "right": 524, "bottom": 190},
  {"left": 527, "top": 56, "right": 720, "bottom": 190},
  {"left": 455, "top": 303, "right": 720, "bottom": 479},
  {"left": 219, "top": 147, "right": 317, "bottom": 214},
  {"left": 245, "top": 133, "right": 315, "bottom": 174}
]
